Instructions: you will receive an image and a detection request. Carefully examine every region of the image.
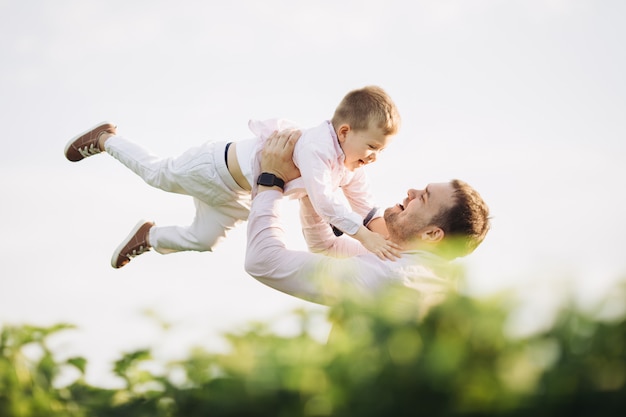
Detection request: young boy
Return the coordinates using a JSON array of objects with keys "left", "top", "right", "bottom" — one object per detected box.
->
[{"left": 64, "top": 86, "right": 402, "bottom": 268}]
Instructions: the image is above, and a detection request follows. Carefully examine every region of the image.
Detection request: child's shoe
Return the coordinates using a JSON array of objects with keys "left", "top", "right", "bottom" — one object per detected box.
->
[
  {"left": 64, "top": 121, "right": 116, "bottom": 162},
  {"left": 111, "top": 220, "right": 154, "bottom": 268}
]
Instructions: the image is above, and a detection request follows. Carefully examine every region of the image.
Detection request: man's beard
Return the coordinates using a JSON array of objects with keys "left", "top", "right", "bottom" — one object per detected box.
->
[
  {"left": 384, "top": 208, "right": 423, "bottom": 245},
  {"left": 384, "top": 209, "right": 407, "bottom": 243}
]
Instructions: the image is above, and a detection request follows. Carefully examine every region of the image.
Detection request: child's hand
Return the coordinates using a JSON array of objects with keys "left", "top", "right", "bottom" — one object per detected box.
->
[{"left": 355, "top": 226, "right": 402, "bottom": 261}]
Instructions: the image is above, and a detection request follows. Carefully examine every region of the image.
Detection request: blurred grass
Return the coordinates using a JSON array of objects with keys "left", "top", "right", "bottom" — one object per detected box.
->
[{"left": 2, "top": 280, "right": 626, "bottom": 416}]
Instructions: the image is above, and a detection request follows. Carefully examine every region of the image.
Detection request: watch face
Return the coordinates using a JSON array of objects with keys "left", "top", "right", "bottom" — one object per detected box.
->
[
  {"left": 257, "top": 173, "right": 284, "bottom": 189},
  {"left": 258, "top": 173, "right": 274, "bottom": 186}
]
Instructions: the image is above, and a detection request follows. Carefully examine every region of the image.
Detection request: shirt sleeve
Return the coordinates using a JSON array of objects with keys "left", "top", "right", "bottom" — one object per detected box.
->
[
  {"left": 245, "top": 191, "right": 385, "bottom": 305},
  {"left": 340, "top": 167, "right": 384, "bottom": 221},
  {"left": 293, "top": 137, "right": 362, "bottom": 235},
  {"left": 298, "top": 196, "right": 369, "bottom": 257}
]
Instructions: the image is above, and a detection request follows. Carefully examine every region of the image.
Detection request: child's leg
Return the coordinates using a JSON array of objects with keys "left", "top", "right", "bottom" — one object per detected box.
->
[
  {"left": 67, "top": 123, "right": 253, "bottom": 267},
  {"left": 108, "top": 138, "right": 251, "bottom": 267},
  {"left": 104, "top": 135, "right": 200, "bottom": 195},
  {"left": 149, "top": 197, "right": 250, "bottom": 254}
]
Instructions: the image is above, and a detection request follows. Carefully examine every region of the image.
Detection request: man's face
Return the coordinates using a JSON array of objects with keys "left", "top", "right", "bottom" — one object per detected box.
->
[
  {"left": 384, "top": 182, "right": 456, "bottom": 243},
  {"left": 337, "top": 124, "right": 393, "bottom": 171}
]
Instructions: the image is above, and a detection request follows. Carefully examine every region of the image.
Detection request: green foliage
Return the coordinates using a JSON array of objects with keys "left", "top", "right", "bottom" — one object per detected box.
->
[
  {"left": 2, "top": 285, "right": 626, "bottom": 416},
  {"left": 0, "top": 323, "right": 84, "bottom": 417}
]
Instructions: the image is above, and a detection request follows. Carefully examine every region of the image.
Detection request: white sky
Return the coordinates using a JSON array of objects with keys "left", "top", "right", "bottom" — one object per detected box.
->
[{"left": 1, "top": 0, "right": 625, "bottom": 386}]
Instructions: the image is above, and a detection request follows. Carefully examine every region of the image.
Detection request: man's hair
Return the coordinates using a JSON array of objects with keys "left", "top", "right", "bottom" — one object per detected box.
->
[
  {"left": 432, "top": 179, "right": 491, "bottom": 260},
  {"left": 331, "top": 86, "right": 401, "bottom": 135}
]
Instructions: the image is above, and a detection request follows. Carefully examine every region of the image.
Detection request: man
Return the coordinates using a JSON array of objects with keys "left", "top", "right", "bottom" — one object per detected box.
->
[{"left": 245, "top": 130, "right": 490, "bottom": 312}]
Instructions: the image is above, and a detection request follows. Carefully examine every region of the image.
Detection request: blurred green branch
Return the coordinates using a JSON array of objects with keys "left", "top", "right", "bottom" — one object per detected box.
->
[{"left": 2, "top": 282, "right": 626, "bottom": 416}]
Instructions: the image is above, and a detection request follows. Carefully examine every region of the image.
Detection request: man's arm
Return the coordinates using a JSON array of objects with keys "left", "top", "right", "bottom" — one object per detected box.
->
[
  {"left": 245, "top": 190, "right": 339, "bottom": 304},
  {"left": 245, "top": 129, "right": 337, "bottom": 303}
]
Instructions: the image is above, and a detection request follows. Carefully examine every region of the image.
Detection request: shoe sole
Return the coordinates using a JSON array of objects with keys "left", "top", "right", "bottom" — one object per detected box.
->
[
  {"left": 64, "top": 121, "right": 115, "bottom": 161},
  {"left": 111, "top": 219, "right": 151, "bottom": 269}
]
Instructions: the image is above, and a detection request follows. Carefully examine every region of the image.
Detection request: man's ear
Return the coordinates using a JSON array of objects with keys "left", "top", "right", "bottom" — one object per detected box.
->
[
  {"left": 419, "top": 226, "right": 444, "bottom": 242},
  {"left": 337, "top": 124, "right": 351, "bottom": 143}
]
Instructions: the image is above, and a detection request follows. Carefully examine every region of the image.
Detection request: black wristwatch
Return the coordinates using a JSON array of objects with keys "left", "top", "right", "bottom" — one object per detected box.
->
[{"left": 257, "top": 172, "right": 285, "bottom": 190}]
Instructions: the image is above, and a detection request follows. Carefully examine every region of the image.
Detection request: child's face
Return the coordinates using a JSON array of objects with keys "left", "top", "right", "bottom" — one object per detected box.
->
[{"left": 337, "top": 124, "right": 393, "bottom": 171}]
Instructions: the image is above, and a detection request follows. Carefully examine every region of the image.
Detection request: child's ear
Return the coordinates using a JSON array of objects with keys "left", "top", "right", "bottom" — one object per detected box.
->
[{"left": 337, "top": 124, "right": 351, "bottom": 143}]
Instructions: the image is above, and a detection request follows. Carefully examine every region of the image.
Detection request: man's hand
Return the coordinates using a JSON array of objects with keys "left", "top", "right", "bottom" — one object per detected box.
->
[{"left": 260, "top": 129, "right": 302, "bottom": 185}]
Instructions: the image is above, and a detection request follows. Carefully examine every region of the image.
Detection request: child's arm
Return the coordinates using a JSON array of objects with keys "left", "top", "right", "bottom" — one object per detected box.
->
[
  {"left": 293, "top": 125, "right": 400, "bottom": 260},
  {"left": 300, "top": 196, "right": 369, "bottom": 257},
  {"left": 366, "top": 217, "right": 389, "bottom": 238},
  {"left": 339, "top": 170, "right": 400, "bottom": 260},
  {"left": 351, "top": 225, "right": 401, "bottom": 261}
]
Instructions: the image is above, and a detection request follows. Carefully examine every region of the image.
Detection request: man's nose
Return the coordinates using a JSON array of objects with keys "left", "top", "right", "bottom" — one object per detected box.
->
[{"left": 407, "top": 188, "right": 423, "bottom": 200}]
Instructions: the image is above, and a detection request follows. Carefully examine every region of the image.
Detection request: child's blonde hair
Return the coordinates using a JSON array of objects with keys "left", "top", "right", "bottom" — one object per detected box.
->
[{"left": 331, "top": 86, "right": 401, "bottom": 135}]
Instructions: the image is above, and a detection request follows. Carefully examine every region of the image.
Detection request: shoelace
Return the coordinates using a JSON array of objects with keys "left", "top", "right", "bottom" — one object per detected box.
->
[
  {"left": 126, "top": 245, "right": 150, "bottom": 259},
  {"left": 78, "top": 143, "right": 102, "bottom": 158}
]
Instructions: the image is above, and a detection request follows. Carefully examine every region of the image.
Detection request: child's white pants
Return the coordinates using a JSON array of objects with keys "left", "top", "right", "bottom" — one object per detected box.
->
[{"left": 105, "top": 136, "right": 251, "bottom": 254}]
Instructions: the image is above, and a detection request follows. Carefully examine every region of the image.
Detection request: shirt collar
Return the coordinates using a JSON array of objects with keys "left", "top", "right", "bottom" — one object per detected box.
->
[{"left": 325, "top": 120, "right": 345, "bottom": 164}]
